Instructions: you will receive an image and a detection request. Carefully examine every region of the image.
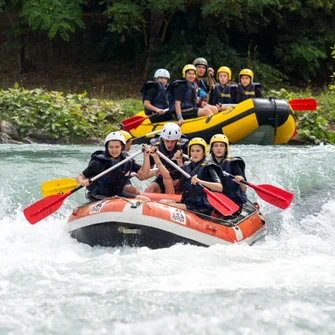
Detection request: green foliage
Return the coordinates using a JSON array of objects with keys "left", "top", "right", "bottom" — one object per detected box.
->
[
  {"left": 280, "top": 38, "right": 327, "bottom": 80},
  {"left": 296, "top": 111, "right": 331, "bottom": 144},
  {"left": 329, "top": 44, "right": 335, "bottom": 91},
  {"left": 19, "top": 0, "right": 85, "bottom": 41},
  {"left": 117, "top": 99, "right": 143, "bottom": 118},
  {"left": 0, "top": 86, "right": 122, "bottom": 142},
  {"left": 265, "top": 87, "right": 335, "bottom": 144}
]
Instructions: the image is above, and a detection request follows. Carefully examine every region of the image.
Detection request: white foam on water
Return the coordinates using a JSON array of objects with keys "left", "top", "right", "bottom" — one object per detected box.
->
[{"left": 1, "top": 143, "right": 335, "bottom": 335}]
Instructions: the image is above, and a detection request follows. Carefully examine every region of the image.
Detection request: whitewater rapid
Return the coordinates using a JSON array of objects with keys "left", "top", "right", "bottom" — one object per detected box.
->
[{"left": 1, "top": 143, "right": 335, "bottom": 335}]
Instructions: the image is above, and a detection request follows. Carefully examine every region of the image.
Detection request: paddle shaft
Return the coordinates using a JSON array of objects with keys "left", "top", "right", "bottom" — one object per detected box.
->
[
  {"left": 156, "top": 150, "right": 239, "bottom": 215},
  {"left": 25, "top": 149, "right": 143, "bottom": 224},
  {"left": 222, "top": 171, "right": 291, "bottom": 205},
  {"left": 132, "top": 129, "right": 162, "bottom": 142}
]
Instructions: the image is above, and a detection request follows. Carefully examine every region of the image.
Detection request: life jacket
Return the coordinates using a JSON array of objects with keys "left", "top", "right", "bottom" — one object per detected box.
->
[
  {"left": 210, "top": 84, "right": 236, "bottom": 104},
  {"left": 214, "top": 157, "right": 247, "bottom": 206},
  {"left": 195, "top": 78, "right": 209, "bottom": 105},
  {"left": 236, "top": 82, "right": 261, "bottom": 102},
  {"left": 195, "top": 78, "right": 209, "bottom": 93},
  {"left": 141, "top": 81, "right": 169, "bottom": 115},
  {"left": 149, "top": 136, "right": 189, "bottom": 179},
  {"left": 168, "top": 80, "right": 197, "bottom": 111},
  {"left": 86, "top": 150, "right": 133, "bottom": 197},
  {"left": 181, "top": 159, "right": 222, "bottom": 210}
]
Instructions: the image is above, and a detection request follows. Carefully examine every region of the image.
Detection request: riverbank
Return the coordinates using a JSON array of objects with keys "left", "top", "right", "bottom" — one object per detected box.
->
[{"left": 0, "top": 86, "right": 334, "bottom": 145}]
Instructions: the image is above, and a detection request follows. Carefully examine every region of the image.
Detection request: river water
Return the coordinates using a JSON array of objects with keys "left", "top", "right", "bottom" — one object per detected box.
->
[{"left": 1, "top": 143, "right": 335, "bottom": 335}]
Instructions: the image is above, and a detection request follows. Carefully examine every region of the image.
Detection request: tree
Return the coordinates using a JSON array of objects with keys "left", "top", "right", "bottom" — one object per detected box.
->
[{"left": 103, "top": 0, "right": 189, "bottom": 73}]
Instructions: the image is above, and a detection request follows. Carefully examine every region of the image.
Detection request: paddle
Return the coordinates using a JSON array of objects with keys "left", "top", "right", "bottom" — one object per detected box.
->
[
  {"left": 156, "top": 150, "right": 239, "bottom": 216},
  {"left": 288, "top": 98, "right": 316, "bottom": 111},
  {"left": 24, "top": 150, "right": 143, "bottom": 224},
  {"left": 217, "top": 98, "right": 316, "bottom": 111},
  {"left": 121, "top": 109, "right": 169, "bottom": 132},
  {"left": 131, "top": 129, "right": 162, "bottom": 143},
  {"left": 41, "top": 168, "right": 159, "bottom": 197},
  {"left": 222, "top": 171, "right": 293, "bottom": 209}
]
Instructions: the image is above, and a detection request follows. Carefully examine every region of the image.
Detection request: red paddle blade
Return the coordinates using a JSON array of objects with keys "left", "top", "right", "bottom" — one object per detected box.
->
[
  {"left": 23, "top": 193, "right": 69, "bottom": 224},
  {"left": 121, "top": 115, "right": 145, "bottom": 126},
  {"left": 289, "top": 98, "right": 316, "bottom": 111},
  {"left": 121, "top": 115, "right": 150, "bottom": 131},
  {"left": 203, "top": 189, "right": 239, "bottom": 216},
  {"left": 249, "top": 183, "right": 293, "bottom": 209}
]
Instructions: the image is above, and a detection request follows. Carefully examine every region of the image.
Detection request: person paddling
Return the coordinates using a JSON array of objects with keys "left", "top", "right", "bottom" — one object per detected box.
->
[
  {"left": 209, "top": 134, "right": 247, "bottom": 212},
  {"left": 144, "top": 123, "right": 188, "bottom": 194},
  {"left": 76, "top": 132, "right": 151, "bottom": 201},
  {"left": 160, "top": 137, "right": 223, "bottom": 216}
]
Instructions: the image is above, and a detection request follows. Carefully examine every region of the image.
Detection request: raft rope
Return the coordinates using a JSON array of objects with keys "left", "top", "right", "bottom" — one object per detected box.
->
[{"left": 270, "top": 97, "right": 279, "bottom": 143}]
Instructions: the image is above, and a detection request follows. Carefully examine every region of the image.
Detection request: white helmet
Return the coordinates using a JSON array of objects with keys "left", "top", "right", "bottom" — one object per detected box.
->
[
  {"left": 161, "top": 123, "right": 181, "bottom": 141},
  {"left": 154, "top": 68, "right": 170, "bottom": 79},
  {"left": 104, "top": 132, "right": 126, "bottom": 146}
]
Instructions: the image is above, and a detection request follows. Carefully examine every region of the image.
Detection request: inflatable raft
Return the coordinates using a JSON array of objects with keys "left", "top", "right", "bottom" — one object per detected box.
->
[
  {"left": 129, "top": 98, "right": 295, "bottom": 145},
  {"left": 67, "top": 197, "right": 267, "bottom": 249}
]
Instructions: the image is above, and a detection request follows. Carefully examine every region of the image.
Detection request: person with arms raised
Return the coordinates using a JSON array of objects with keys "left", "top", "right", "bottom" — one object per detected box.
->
[{"left": 144, "top": 123, "right": 188, "bottom": 194}]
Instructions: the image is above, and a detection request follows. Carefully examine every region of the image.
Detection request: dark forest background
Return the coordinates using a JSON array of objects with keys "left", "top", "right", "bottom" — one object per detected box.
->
[{"left": 1, "top": 0, "right": 335, "bottom": 98}]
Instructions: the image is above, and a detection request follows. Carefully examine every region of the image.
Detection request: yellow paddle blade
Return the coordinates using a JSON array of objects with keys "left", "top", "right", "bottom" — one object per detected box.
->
[{"left": 41, "top": 178, "right": 78, "bottom": 197}]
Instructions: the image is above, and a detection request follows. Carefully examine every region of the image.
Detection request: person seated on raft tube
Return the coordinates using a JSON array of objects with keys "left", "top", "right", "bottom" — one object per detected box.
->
[
  {"left": 209, "top": 134, "right": 247, "bottom": 213},
  {"left": 168, "top": 64, "right": 218, "bottom": 126},
  {"left": 160, "top": 137, "right": 223, "bottom": 216},
  {"left": 192, "top": 57, "right": 215, "bottom": 107},
  {"left": 144, "top": 123, "right": 188, "bottom": 194},
  {"left": 209, "top": 66, "right": 237, "bottom": 112},
  {"left": 140, "top": 68, "right": 173, "bottom": 123},
  {"left": 76, "top": 132, "right": 151, "bottom": 202},
  {"left": 236, "top": 68, "right": 263, "bottom": 103}
]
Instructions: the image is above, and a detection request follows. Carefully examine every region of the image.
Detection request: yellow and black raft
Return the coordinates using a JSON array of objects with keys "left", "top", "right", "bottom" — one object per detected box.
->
[{"left": 128, "top": 98, "right": 296, "bottom": 145}]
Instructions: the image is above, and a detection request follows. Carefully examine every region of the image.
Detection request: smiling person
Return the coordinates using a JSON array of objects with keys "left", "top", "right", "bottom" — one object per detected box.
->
[
  {"left": 144, "top": 123, "right": 188, "bottom": 194},
  {"left": 160, "top": 137, "right": 223, "bottom": 216},
  {"left": 168, "top": 64, "right": 218, "bottom": 126},
  {"left": 236, "top": 68, "right": 263, "bottom": 103},
  {"left": 76, "top": 132, "right": 151, "bottom": 202},
  {"left": 209, "top": 134, "right": 247, "bottom": 210}
]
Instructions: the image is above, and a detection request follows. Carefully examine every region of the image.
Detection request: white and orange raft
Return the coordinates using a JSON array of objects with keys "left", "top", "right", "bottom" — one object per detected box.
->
[{"left": 67, "top": 194, "right": 267, "bottom": 249}]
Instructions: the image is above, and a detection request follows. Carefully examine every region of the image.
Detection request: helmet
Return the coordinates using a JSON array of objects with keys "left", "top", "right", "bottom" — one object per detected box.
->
[
  {"left": 239, "top": 68, "right": 254, "bottom": 81},
  {"left": 182, "top": 64, "right": 197, "bottom": 78},
  {"left": 120, "top": 130, "right": 132, "bottom": 142},
  {"left": 154, "top": 68, "right": 170, "bottom": 79},
  {"left": 161, "top": 123, "right": 181, "bottom": 141},
  {"left": 188, "top": 137, "right": 208, "bottom": 157},
  {"left": 104, "top": 132, "right": 126, "bottom": 146},
  {"left": 216, "top": 66, "right": 232, "bottom": 81},
  {"left": 193, "top": 57, "right": 208, "bottom": 68},
  {"left": 209, "top": 134, "right": 229, "bottom": 153}
]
